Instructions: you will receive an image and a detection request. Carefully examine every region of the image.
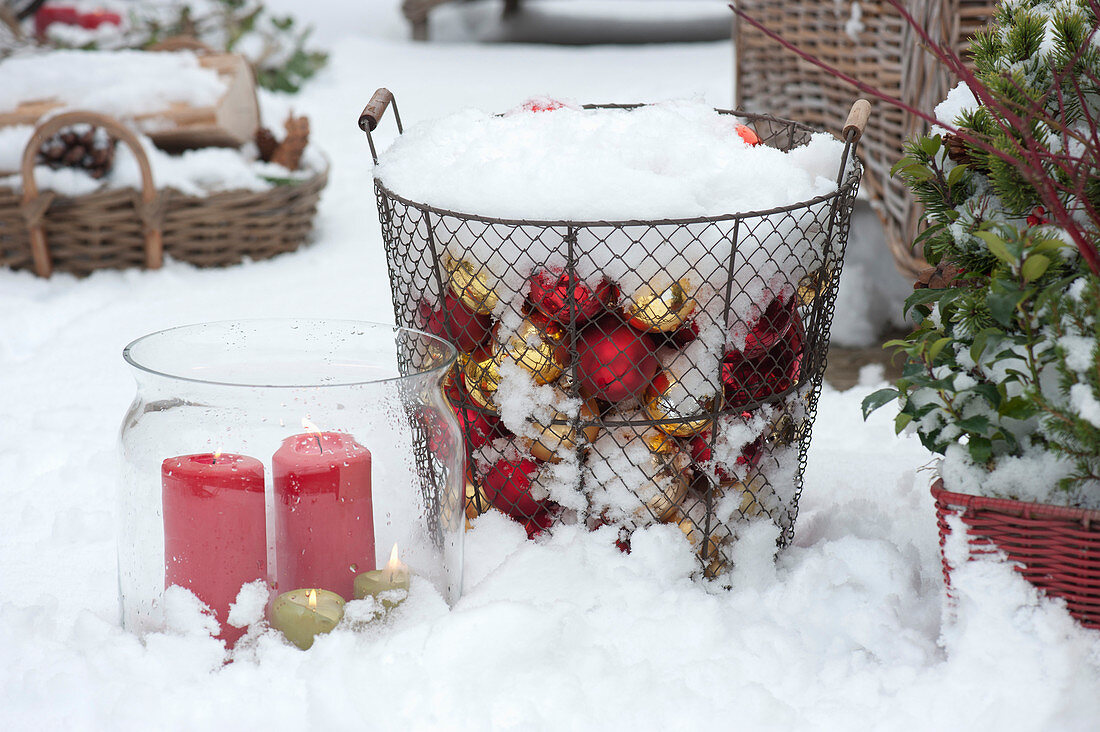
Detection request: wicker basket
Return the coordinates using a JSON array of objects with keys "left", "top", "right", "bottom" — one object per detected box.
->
[
  {"left": 0, "top": 110, "right": 327, "bottom": 278},
  {"left": 735, "top": 0, "right": 995, "bottom": 280},
  {"left": 932, "top": 478, "right": 1100, "bottom": 629}
]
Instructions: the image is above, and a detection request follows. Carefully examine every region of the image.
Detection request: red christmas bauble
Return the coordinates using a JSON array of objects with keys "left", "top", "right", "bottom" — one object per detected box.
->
[
  {"left": 529, "top": 268, "right": 615, "bottom": 324},
  {"left": 576, "top": 317, "right": 659, "bottom": 403},
  {"left": 518, "top": 98, "right": 566, "bottom": 113},
  {"left": 419, "top": 291, "right": 493, "bottom": 352},
  {"left": 722, "top": 315, "right": 804, "bottom": 409},
  {"left": 688, "top": 427, "right": 763, "bottom": 483},
  {"left": 445, "top": 379, "right": 505, "bottom": 450},
  {"left": 524, "top": 510, "right": 555, "bottom": 539},
  {"left": 79, "top": 10, "right": 121, "bottom": 29},
  {"left": 736, "top": 124, "right": 762, "bottom": 146},
  {"left": 670, "top": 320, "right": 700, "bottom": 348},
  {"left": 482, "top": 458, "right": 548, "bottom": 521},
  {"left": 742, "top": 296, "right": 797, "bottom": 359}
]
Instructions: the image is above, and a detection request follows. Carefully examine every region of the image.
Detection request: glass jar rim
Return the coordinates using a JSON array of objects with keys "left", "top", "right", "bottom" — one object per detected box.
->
[{"left": 122, "top": 318, "right": 458, "bottom": 389}]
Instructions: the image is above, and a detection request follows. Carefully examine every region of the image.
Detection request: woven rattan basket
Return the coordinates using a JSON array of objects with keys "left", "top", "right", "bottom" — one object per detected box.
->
[
  {"left": 735, "top": 0, "right": 995, "bottom": 280},
  {"left": 0, "top": 110, "right": 327, "bottom": 278},
  {"left": 932, "top": 479, "right": 1100, "bottom": 629}
]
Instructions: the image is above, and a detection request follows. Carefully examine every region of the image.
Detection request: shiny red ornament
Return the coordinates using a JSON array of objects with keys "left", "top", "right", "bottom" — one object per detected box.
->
[
  {"left": 519, "top": 98, "right": 566, "bottom": 113},
  {"left": 524, "top": 510, "right": 555, "bottom": 539},
  {"left": 529, "top": 268, "right": 615, "bottom": 324},
  {"left": 576, "top": 316, "right": 659, "bottom": 403},
  {"left": 688, "top": 427, "right": 763, "bottom": 483},
  {"left": 1026, "top": 206, "right": 1048, "bottom": 227},
  {"left": 670, "top": 320, "right": 700, "bottom": 348},
  {"left": 482, "top": 458, "right": 548, "bottom": 521},
  {"left": 722, "top": 315, "right": 804, "bottom": 409},
  {"left": 736, "top": 124, "right": 762, "bottom": 146},
  {"left": 445, "top": 379, "right": 506, "bottom": 450},
  {"left": 79, "top": 9, "right": 121, "bottom": 28},
  {"left": 418, "top": 291, "right": 493, "bottom": 352},
  {"left": 35, "top": 6, "right": 120, "bottom": 36},
  {"left": 742, "top": 296, "right": 797, "bottom": 359}
]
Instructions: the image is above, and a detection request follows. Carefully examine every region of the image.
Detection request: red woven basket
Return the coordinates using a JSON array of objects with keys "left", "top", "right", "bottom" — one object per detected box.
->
[{"left": 932, "top": 478, "right": 1100, "bottom": 629}]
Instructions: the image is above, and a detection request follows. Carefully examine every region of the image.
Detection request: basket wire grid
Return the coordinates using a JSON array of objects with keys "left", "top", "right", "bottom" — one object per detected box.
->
[{"left": 360, "top": 89, "right": 867, "bottom": 575}]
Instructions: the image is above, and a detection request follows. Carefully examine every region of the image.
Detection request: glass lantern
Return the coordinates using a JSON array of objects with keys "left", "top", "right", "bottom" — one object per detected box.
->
[{"left": 118, "top": 320, "right": 463, "bottom": 645}]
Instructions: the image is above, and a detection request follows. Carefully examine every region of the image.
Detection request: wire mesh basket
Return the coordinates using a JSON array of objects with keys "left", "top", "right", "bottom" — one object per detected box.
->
[{"left": 359, "top": 88, "right": 868, "bottom": 576}]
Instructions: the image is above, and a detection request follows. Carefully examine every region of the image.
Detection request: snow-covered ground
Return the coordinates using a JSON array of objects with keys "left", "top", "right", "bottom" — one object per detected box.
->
[{"left": 2, "top": 2, "right": 1098, "bottom": 729}]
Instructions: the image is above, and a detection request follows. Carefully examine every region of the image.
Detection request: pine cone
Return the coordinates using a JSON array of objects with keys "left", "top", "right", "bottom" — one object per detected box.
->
[
  {"left": 944, "top": 133, "right": 989, "bottom": 174},
  {"left": 37, "top": 124, "right": 116, "bottom": 180},
  {"left": 914, "top": 261, "right": 964, "bottom": 290},
  {"left": 270, "top": 113, "right": 309, "bottom": 171},
  {"left": 255, "top": 126, "right": 279, "bottom": 163}
]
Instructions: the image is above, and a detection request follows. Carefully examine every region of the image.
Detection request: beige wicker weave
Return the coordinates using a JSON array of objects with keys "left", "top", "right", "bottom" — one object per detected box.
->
[
  {"left": 0, "top": 110, "right": 327, "bottom": 278},
  {"left": 735, "top": 0, "right": 994, "bottom": 280}
]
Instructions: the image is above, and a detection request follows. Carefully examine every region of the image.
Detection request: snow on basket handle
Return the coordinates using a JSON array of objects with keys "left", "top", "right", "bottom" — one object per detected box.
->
[
  {"left": 20, "top": 110, "right": 164, "bottom": 278},
  {"left": 358, "top": 88, "right": 404, "bottom": 165}
]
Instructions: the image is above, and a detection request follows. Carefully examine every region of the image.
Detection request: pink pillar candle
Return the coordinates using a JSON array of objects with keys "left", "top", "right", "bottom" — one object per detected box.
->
[
  {"left": 161, "top": 453, "right": 267, "bottom": 645},
  {"left": 272, "top": 432, "right": 374, "bottom": 599}
]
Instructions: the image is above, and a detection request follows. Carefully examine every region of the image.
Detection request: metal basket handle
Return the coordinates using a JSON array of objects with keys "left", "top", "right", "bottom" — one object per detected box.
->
[
  {"left": 359, "top": 88, "right": 404, "bottom": 164},
  {"left": 20, "top": 110, "right": 164, "bottom": 278},
  {"left": 836, "top": 99, "right": 871, "bottom": 186}
]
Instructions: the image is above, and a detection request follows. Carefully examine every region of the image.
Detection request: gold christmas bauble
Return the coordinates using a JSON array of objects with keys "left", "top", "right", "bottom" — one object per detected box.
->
[
  {"left": 633, "top": 444, "right": 691, "bottom": 523},
  {"left": 445, "top": 256, "right": 500, "bottom": 315},
  {"left": 764, "top": 413, "right": 797, "bottom": 450},
  {"left": 495, "top": 316, "right": 568, "bottom": 385},
  {"left": 715, "top": 475, "right": 771, "bottom": 519},
  {"left": 796, "top": 265, "right": 833, "bottom": 308},
  {"left": 624, "top": 278, "right": 697, "bottom": 333},
  {"left": 639, "top": 426, "right": 677, "bottom": 455},
  {"left": 442, "top": 350, "right": 472, "bottom": 395},
  {"left": 676, "top": 515, "right": 730, "bottom": 577},
  {"left": 440, "top": 479, "right": 464, "bottom": 532},
  {"left": 523, "top": 397, "right": 600, "bottom": 463},
  {"left": 644, "top": 370, "right": 723, "bottom": 438},
  {"left": 465, "top": 479, "right": 492, "bottom": 529},
  {"left": 463, "top": 348, "right": 502, "bottom": 412}
]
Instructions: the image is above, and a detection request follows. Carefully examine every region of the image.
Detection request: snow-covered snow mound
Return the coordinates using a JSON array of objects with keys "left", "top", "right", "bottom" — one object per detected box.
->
[{"left": 375, "top": 100, "right": 846, "bottom": 221}]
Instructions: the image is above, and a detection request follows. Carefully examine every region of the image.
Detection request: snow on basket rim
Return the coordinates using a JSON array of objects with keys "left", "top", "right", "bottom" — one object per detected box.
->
[{"left": 371, "top": 100, "right": 860, "bottom": 225}]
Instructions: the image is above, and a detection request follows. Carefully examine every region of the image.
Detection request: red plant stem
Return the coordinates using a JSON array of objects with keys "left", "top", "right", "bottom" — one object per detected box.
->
[{"left": 729, "top": 1, "right": 1100, "bottom": 275}]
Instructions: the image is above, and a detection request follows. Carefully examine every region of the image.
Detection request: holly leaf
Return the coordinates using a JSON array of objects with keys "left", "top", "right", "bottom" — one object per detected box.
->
[
  {"left": 976, "top": 231, "right": 1013, "bottom": 263},
  {"left": 1021, "top": 253, "right": 1050, "bottom": 282},
  {"left": 968, "top": 435, "right": 993, "bottom": 464},
  {"left": 987, "top": 279, "right": 1021, "bottom": 326},
  {"left": 861, "top": 388, "right": 900, "bottom": 420},
  {"left": 956, "top": 415, "right": 991, "bottom": 434}
]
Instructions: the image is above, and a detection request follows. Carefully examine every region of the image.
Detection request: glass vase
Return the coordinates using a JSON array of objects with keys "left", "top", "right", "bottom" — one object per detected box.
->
[{"left": 118, "top": 319, "right": 462, "bottom": 645}]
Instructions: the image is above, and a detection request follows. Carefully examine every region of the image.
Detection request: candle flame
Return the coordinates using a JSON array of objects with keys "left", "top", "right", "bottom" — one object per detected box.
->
[
  {"left": 307, "top": 588, "right": 317, "bottom": 609},
  {"left": 212, "top": 450, "right": 222, "bottom": 465},
  {"left": 383, "top": 544, "right": 404, "bottom": 582},
  {"left": 301, "top": 417, "right": 324, "bottom": 453},
  {"left": 387, "top": 544, "right": 400, "bottom": 569}
]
